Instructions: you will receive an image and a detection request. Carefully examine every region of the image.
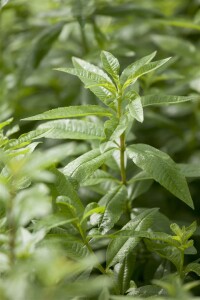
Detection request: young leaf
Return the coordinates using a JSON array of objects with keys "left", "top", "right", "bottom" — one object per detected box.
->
[
  {"left": 55, "top": 67, "right": 112, "bottom": 87},
  {"left": 120, "top": 51, "right": 157, "bottom": 84},
  {"left": 123, "top": 57, "right": 171, "bottom": 89},
  {"left": 72, "top": 57, "right": 112, "bottom": 83},
  {"left": 22, "top": 105, "right": 113, "bottom": 121},
  {"left": 99, "top": 185, "right": 127, "bottom": 234},
  {"left": 37, "top": 119, "right": 105, "bottom": 140},
  {"left": 55, "top": 67, "right": 116, "bottom": 105},
  {"left": 63, "top": 148, "right": 115, "bottom": 182},
  {"left": 106, "top": 208, "right": 158, "bottom": 268},
  {"left": 108, "top": 115, "right": 129, "bottom": 141},
  {"left": 128, "top": 95, "right": 144, "bottom": 123},
  {"left": 101, "top": 51, "right": 120, "bottom": 82},
  {"left": 141, "top": 95, "right": 198, "bottom": 107},
  {"left": 127, "top": 144, "right": 194, "bottom": 208}
]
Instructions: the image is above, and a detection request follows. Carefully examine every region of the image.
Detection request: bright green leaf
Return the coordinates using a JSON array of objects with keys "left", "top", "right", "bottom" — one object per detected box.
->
[
  {"left": 37, "top": 119, "right": 105, "bottom": 140},
  {"left": 101, "top": 51, "right": 120, "bottom": 81},
  {"left": 127, "top": 144, "right": 194, "bottom": 208},
  {"left": 63, "top": 148, "right": 115, "bottom": 182}
]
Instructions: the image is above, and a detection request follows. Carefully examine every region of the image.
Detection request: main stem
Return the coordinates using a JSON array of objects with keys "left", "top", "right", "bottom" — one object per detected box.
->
[{"left": 117, "top": 92, "right": 127, "bottom": 185}]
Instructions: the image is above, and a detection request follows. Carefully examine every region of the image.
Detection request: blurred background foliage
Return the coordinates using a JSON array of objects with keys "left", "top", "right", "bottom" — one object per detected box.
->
[
  {"left": 1, "top": 0, "right": 200, "bottom": 216},
  {"left": 1, "top": 0, "right": 200, "bottom": 298}
]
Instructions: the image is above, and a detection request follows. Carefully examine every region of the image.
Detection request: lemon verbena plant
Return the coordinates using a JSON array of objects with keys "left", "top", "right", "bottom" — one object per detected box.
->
[{"left": 20, "top": 51, "right": 200, "bottom": 298}]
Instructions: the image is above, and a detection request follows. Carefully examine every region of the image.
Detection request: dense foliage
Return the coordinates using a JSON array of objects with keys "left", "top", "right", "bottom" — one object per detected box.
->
[{"left": 1, "top": 0, "right": 200, "bottom": 299}]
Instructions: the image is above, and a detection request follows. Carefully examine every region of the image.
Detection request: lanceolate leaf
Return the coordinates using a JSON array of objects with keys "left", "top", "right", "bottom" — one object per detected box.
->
[
  {"left": 37, "top": 119, "right": 105, "bottom": 140},
  {"left": 120, "top": 51, "right": 157, "bottom": 84},
  {"left": 55, "top": 67, "right": 116, "bottom": 105},
  {"left": 55, "top": 67, "right": 112, "bottom": 86},
  {"left": 99, "top": 185, "right": 127, "bottom": 234},
  {"left": 106, "top": 208, "right": 158, "bottom": 268},
  {"left": 63, "top": 148, "right": 115, "bottom": 182},
  {"left": 141, "top": 95, "right": 198, "bottom": 107},
  {"left": 5, "top": 128, "right": 51, "bottom": 149},
  {"left": 50, "top": 168, "right": 84, "bottom": 216},
  {"left": 22, "top": 105, "right": 113, "bottom": 121},
  {"left": 72, "top": 57, "right": 113, "bottom": 83},
  {"left": 101, "top": 51, "right": 120, "bottom": 81},
  {"left": 114, "top": 253, "right": 135, "bottom": 295},
  {"left": 179, "top": 164, "right": 200, "bottom": 178},
  {"left": 128, "top": 96, "right": 144, "bottom": 123},
  {"left": 127, "top": 144, "right": 194, "bottom": 208},
  {"left": 123, "top": 57, "right": 171, "bottom": 89}
]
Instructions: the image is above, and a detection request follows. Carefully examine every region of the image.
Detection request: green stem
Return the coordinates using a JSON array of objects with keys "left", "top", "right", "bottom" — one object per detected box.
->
[
  {"left": 78, "top": 225, "right": 106, "bottom": 274},
  {"left": 179, "top": 249, "right": 184, "bottom": 279},
  {"left": 120, "top": 133, "right": 126, "bottom": 185},
  {"left": 7, "top": 194, "right": 16, "bottom": 265},
  {"left": 117, "top": 93, "right": 127, "bottom": 185}
]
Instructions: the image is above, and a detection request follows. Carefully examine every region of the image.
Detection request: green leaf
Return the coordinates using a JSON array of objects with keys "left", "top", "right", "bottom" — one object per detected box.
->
[
  {"left": 145, "top": 239, "right": 182, "bottom": 273},
  {"left": 55, "top": 67, "right": 112, "bottom": 86},
  {"left": 30, "top": 22, "right": 64, "bottom": 69},
  {"left": 101, "top": 51, "right": 120, "bottom": 81},
  {"left": 120, "top": 51, "right": 157, "bottom": 84},
  {"left": 114, "top": 253, "right": 135, "bottom": 294},
  {"left": 72, "top": 56, "right": 113, "bottom": 83},
  {"left": 106, "top": 208, "right": 158, "bottom": 268},
  {"left": 50, "top": 168, "right": 84, "bottom": 216},
  {"left": 55, "top": 67, "right": 116, "bottom": 105},
  {"left": 154, "top": 18, "right": 200, "bottom": 31},
  {"left": 115, "top": 230, "right": 179, "bottom": 248},
  {"left": 152, "top": 34, "right": 196, "bottom": 57},
  {"left": 127, "top": 144, "right": 194, "bottom": 208},
  {"left": 141, "top": 95, "right": 198, "bottom": 107},
  {"left": 99, "top": 185, "right": 127, "bottom": 234},
  {"left": 37, "top": 119, "right": 105, "bottom": 140},
  {"left": 63, "top": 148, "right": 115, "bottom": 182},
  {"left": 179, "top": 164, "right": 200, "bottom": 178},
  {"left": 123, "top": 57, "right": 171, "bottom": 89},
  {"left": 0, "top": 118, "right": 13, "bottom": 130},
  {"left": 22, "top": 105, "right": 113, "bottom": 121},
  {"left": 107, "top": 115, "right": 129, "bottom": 141},
  {"left": 33, "top": 214, "right": 77, "bottom": 233},
  {"left": 81, "top": 204, "right": 105, "bottom": 224},
  {"left": 81, "top": 170, "right": 119, "bottom": 187},
  {"left": 127, "top": 284, "right": 165, "bottom": 297},
  {"left": 129, "top": 179, "right": 153, "bottom": 201},
  {"left": 14, "top": 184, "right": 51, "bottom": 226},
  {"left": 128, "top": 95, "right": 144, "bottom": 123},
  {"left": 6, "top": 128, "right": 51, "bottom": 149},
  {"left": 184, "top": 263, "right": 200, "bottom": 277}
]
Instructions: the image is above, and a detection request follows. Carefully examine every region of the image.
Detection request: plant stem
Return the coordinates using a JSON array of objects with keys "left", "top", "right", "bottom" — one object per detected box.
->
[
  {"left": 179, "top": 249, "right": 184, "bottom": 279},
  {"left": 78, "top": 225, "right": 106, "bottom": 274},
  {"left": 117, "top": 92, "right": 127, "bottom": 185},
  {"left": 7, "top": 195, "right": 16, "bottom": 265}
]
